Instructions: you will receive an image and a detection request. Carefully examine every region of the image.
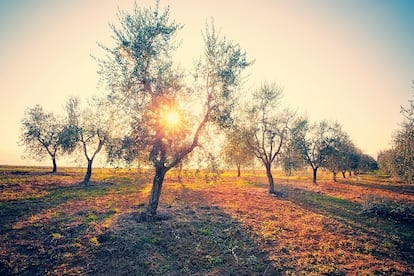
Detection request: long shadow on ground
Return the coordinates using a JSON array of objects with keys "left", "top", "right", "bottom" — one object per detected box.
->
[
  {"left": 280, "top": 184, "right": 414, "bottom": 264},
  {"left": 88, "top": 204, "right": 277, "bottom": 275}
]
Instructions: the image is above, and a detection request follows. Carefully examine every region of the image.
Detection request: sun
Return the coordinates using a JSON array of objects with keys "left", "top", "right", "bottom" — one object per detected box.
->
[{"left": 165, "top": 110, "right": 180, "bottom": 127}]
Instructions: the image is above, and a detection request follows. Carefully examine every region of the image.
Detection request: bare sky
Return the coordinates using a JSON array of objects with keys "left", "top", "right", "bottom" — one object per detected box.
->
[{"left": 0, "top": 0, "right": 413, "bottom": 166}]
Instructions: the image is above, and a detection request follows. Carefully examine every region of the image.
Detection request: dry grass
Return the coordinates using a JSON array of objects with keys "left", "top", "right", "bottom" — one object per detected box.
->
[{"left": 0, "top": 166, "right": 413, "bottom": 275}]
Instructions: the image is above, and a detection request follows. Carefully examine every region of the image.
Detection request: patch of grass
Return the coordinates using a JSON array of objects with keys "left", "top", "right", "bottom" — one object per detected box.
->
[
  {"left": 286, "top": 187, "right": 414, "bottom": 262},
  {"left": 84, "top": 213, "right": 98, "bottom": 224},
  {"left": 291, "top": 190, "right": 361, "bottom": 215}
]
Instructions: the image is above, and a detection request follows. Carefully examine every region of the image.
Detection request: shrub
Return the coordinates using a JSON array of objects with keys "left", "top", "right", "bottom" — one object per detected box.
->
[{"left": 361, "top": 195, "right": 414, "bottom": 223}]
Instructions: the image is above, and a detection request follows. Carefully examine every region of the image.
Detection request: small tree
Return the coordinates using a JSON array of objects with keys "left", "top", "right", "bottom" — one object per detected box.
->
[
  {"left": 63, "top": 96, "right": 112, "bottom": 184},
  {"left": 19, "top": 105, "right": 64, "bottom": 173},
  {"left": 292, "top": 119, "right": 346, "bottom": 184},
  {"left": 96, "top": 3, "right": 251, "bottom": 219},
  {"left": 222, "top": 127, "right": 254, "bottom": 177},
  {"left": 324, "top": 133, "right": 353, "bottom": 182},
  {"left": 241, "top": 82, "right": 293, "bottom": 194},
  {"left": 279, "top": 132, "right": 306, "bottom": 176}
]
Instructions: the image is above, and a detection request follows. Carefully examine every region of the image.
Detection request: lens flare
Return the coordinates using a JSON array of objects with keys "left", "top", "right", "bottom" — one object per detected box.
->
[{"left": 165, "top": 110, "right": 180, "bottom": 126}]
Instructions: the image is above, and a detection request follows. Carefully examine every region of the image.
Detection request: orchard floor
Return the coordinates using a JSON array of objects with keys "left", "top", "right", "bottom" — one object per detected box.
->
[{"left": 0, "top": 166, "right": 413, "bottom": 275}]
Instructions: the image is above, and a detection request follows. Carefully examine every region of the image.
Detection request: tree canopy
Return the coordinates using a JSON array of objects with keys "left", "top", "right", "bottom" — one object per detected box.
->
[{"left": 19, "top": 105, "right": 64, "bottom": 173}]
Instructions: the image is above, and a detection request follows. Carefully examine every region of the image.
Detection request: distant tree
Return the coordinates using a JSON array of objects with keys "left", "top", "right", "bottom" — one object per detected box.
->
[
  {"left": 377, "top": 87, "right": 414, "bottom": 183},
  {"left": 292, "top": 119, "right": 347, "bottom": 184},
  {"left": 358, "top": 153, "right": 378, "bottom": 173},
  {"left": 377, "top": 149, "right": 397, "bottom": 175},
  {"left": 222, "top": 127, "right": 254, "bottom": 177},
  {"left": 241, "top": 82, "right": 293, "bottom": 193},
  {"left": 96, "top": 3, "right": 251, "bottom": 219},
  {"left": 324, "top": 132, "right": 353, "bottom": 182},
  {"left": 279, "top": 132, "right": 306, "bottom": 176},
  {"left": 19, "top": 105, "right": 64, "bottom": 173},
  {"left": 393, "top": 91, "right": 414, "bottom": 183},
  {"left": 344, "top": 147, "right": 361, "bottom": 177},
  {"left": 63, "top": 96, "right": 112, "bottom": 184}
]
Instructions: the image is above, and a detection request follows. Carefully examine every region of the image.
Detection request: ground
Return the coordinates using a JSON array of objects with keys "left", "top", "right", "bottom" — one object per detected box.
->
[{"left": 0, "top": 166, "right": 413, "bottom": 275}]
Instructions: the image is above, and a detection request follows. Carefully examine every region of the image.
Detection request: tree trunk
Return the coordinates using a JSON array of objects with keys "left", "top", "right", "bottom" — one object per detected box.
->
[
  {"left": 341, "top": 171, "right": 346, "bottom": 178},
  {"left": 333, "top": 171, "right": 337, "bottom": 182},
  {"left": 266, "top": 164, "right": 275, "bottom": 194},
  {"left": 83, "top": 159, "right": 93, "bottom": 184},
  {"left": 237, "top": 164, "right": 241, "bottom": 177},
  {"left": 146, "top": 165, "right": 168, "bottom": 220},
  {"left": 51, "top": 157, "right": 57, "bottom": 173},
  {"left": 177, "top": 162, "right": 183, "bottom": 182},
  {"left": 312, "top": 167, "right": 318, "bottom": 184}
]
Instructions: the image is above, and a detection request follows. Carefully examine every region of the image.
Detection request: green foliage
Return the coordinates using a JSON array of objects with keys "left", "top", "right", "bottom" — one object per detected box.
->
[
  {"left": 378, "top": 91, "right": 414, "bottom": 183},
  {"left": 290, "top": 118, "right": 374, "bottom": 183},
  {"left": 221, "top": 127, "right": 254, "bottom": 176},
  {"left": 97, "top": 1, "right": 182, "bottom": 104},
  {"left": 19, "top": 105, "right": 65, "bottom": 172},
  {"left": 393, "top": 124, "right": 414, "bottom": 183},
  {"left": 197, "top": 21, "right": 253, "bottom": 128},
  {"left": 238, "top": 82, "right": 293, "bottom": 191}
]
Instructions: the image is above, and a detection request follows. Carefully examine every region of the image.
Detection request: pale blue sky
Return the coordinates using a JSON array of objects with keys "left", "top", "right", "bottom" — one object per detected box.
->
[{"left": 0, "top": 0, "right": 413, "bottom": 165}]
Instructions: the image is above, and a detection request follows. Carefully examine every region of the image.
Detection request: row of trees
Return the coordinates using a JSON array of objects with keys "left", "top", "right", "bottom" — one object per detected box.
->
[
  {"left": 19, "top": 2, "right": 377, "bottom": 218},
  {"left": 19, "top": 96, "right": 113, "bottom": 183},
  {"left": 221, "top": 83, "right": 377, "bottom": 191},
  {"left": 378, "top": 90, "right": 414, "bottom": 183}
]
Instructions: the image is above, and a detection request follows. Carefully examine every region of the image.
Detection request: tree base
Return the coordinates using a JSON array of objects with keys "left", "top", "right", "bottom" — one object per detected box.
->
[
  {"left": 135, "top": 211, "right": 172, "bottom": 223},
  {"left": 269, "top": 190, "right": 287, "bottom": 199}
]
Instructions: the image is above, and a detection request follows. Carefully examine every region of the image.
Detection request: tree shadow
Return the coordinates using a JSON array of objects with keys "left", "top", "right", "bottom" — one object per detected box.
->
[
  {"left": 281, "top": 184, "right": 414, "bottom": 263},
  {"left": 338, "top": 178, "right": 414, "bottom": 195},
  {"left": 0, "top": 179, "right": 136, "bottom": 275},
  {"left": 88, "top": 204, "right": 279, "bottom": 275}
]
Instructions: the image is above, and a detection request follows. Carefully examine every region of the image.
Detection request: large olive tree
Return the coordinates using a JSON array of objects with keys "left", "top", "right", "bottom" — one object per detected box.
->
[{"left": 96, "top": 3, "right": 251, "bottom": 219}]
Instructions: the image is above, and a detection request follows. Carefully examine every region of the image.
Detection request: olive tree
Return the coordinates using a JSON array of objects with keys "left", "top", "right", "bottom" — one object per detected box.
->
[
  {"left": 279, "top": 131, "right": 306, "bottom": 176},
  {"left": 19, "top": 105, "right": 64, "bottom": 173},
  {"left": 96, "top": 3, "right": 251, "bottom": 219},
  {"left": 376, "top": 89, "right": 414, "bottom": 182},
  {"left": 377, "top": 149, "right": 397, "bottom": 176},
  {"left": 393, "top": 91, "right": 414, "bottom": 183},
  {"left": 240, "top": 83, "right": 293, "bottom": 194},
  {"left": 222, "top": 127, "right": 254, "bottom": 177},
  {"left": 324, "top": 133, "right": 353, "bottom": 182},
  {"left": 63, "top": 96, "right": 112, "bottom": 184},
  {"left": 292, "top": 119, "right": 347, "bottom": 184}
]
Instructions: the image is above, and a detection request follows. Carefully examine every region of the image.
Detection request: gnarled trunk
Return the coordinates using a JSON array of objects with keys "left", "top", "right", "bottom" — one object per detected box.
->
[
  {"left": 333, "top": 171, "right": 337, "bottom": 182},
  {"left": 51, "top": 157, "right": 57, "bottom": 173},
  {"left": 312, "top": 167, "right": 318, "bottom": 184},
  {"left": 236, "top": 163, "right": 241, "bottom": 177},
  {"left": 146, "top": 165, "right": 168, "bottom": 220},
  {"left": 83, "top": 159, "right": 93, "bottom": 184},
  {"left": 266, "top": 164, "right": 275, "bottom": 194}
]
